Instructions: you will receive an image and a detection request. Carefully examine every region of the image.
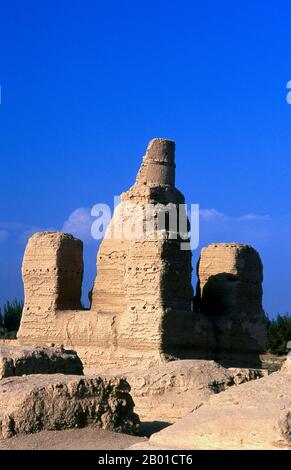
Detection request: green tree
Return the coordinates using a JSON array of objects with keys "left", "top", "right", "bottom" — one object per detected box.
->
[
  {"left": 266, "top": 313, "right": 291, "bottom": 356},
  {"left": 0, "top": 299, "right": 23, "bottom": 334}
]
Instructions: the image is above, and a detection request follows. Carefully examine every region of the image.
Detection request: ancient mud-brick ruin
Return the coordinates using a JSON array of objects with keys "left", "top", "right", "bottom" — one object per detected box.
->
[
  {"left": 17, "top": 138, "right": 267, "bottom": 368},
  {"left": 195, "top": 243, "right": 267, "bottom": 354}
]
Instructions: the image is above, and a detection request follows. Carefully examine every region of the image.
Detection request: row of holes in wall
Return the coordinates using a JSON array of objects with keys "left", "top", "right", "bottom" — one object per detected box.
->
[
  {"left": 131, "top": 305, "right": 156, "bottom": 310},
  {"left": 26, "top": 305, "right": 157, "bottom": 311},
  {"left": 24, "top": 269, "right": 83, "bottom": 274}
]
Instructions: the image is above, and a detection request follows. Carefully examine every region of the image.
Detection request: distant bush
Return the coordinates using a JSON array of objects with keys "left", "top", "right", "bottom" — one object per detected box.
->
[
  {"left": 266, "top": 313, "right": 291, "bottom": 356},
  {"left": 0, "top": 299, "right": 23, "bottom": 338}
]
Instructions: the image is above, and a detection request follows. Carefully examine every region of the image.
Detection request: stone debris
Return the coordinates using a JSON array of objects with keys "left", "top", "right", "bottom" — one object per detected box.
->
[
  {"left": 130, "top": 371, "right": 291, "bottom": 450},
  {"left": 0, "top": 345, "right": 83, "bottom": 379},
  {"left": 121, "top": 360, "right": 267, "bottom": 423},
  {"left": 281, "top": 356, "right": 291, "bottom": 372},
  {"left": 260, "top": 353, "right": 286, "bottom": 372},
  {"left": 0, "top": 374, "right": 140, "bottom": 439}
]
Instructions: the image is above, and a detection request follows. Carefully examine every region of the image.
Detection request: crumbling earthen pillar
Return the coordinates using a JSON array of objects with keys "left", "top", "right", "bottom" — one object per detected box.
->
[
  {"left": 18, "top": 232, "right": 84, "bottom": 343},
  {"left": 195, "top": 243, "right": 267, "bottom": 353}
]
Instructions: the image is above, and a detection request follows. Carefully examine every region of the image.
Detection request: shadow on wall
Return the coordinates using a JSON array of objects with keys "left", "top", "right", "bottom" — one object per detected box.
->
[
  {"left": 194, "top": 272, "right": 239, "bottom": 316},
  {"left": 193, "top": 278, "right": 266, "bottom": 367}
]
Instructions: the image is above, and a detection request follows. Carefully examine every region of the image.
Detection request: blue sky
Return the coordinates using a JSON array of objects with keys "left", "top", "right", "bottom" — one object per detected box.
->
[{"left": 0, "top": 1, "right": 291, "bottom": 316}]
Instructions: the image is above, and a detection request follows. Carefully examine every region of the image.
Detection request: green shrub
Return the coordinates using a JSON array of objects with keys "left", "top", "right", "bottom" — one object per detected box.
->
[
  {"left": 266, "top": 313, "right": 291, "bottom": 356},
  {"left": 0, "top": 299, "right": 23, "bottom": 334}
]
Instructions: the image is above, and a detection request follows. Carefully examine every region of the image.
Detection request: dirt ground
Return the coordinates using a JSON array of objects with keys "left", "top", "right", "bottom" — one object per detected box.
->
[
  {"left": 0, "top": 422, "right": 171, "bottom": 451},
  {"left": 0, "top": 426, "right": 147, "bottom": 451}
]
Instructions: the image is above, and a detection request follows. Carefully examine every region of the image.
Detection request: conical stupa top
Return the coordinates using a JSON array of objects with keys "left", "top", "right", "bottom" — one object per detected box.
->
[{"left": 135, "top": 138, "right": 176, "bottom": 187}]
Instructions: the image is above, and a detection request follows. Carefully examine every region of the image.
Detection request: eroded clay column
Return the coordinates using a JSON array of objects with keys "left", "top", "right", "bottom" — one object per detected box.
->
[
  {"left": 195, "top": 243, "right": 267, "bottom": 353},
  {"left": 18, "top": 232, "right": 84, "bottom": 343}
]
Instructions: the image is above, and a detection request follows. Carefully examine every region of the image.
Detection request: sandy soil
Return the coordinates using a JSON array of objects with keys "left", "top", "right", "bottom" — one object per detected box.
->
[{"left": 0, "top": 426, "right": 148, "bottom": 451}]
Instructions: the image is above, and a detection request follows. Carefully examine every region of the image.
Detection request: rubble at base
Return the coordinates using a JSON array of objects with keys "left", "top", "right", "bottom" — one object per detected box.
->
[
  {"left": 0, "top": 374, "right": 140, "bottom": 439},
  {"left": 114, "top": 360, "right": 268, "bottom": 423},
  {"left": 0, "top": 345, "right": 83, "bottom": 379},
  {"left": 129, "top": 371, "right": 291, "bottom": 450}
]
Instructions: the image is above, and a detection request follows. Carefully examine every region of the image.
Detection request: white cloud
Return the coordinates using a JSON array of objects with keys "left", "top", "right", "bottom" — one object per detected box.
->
[
  {"left": 200, "top": 208, "right": 270, "bottom": 223},
  {"left": 62, "top": 207, "right": 94, "bottom": 241},
  {"left": 197, "top": 208, "right": 274, "bottom": 250},
  {"left": 199, "top": 209, "right": 227, "bottom": 222}
]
